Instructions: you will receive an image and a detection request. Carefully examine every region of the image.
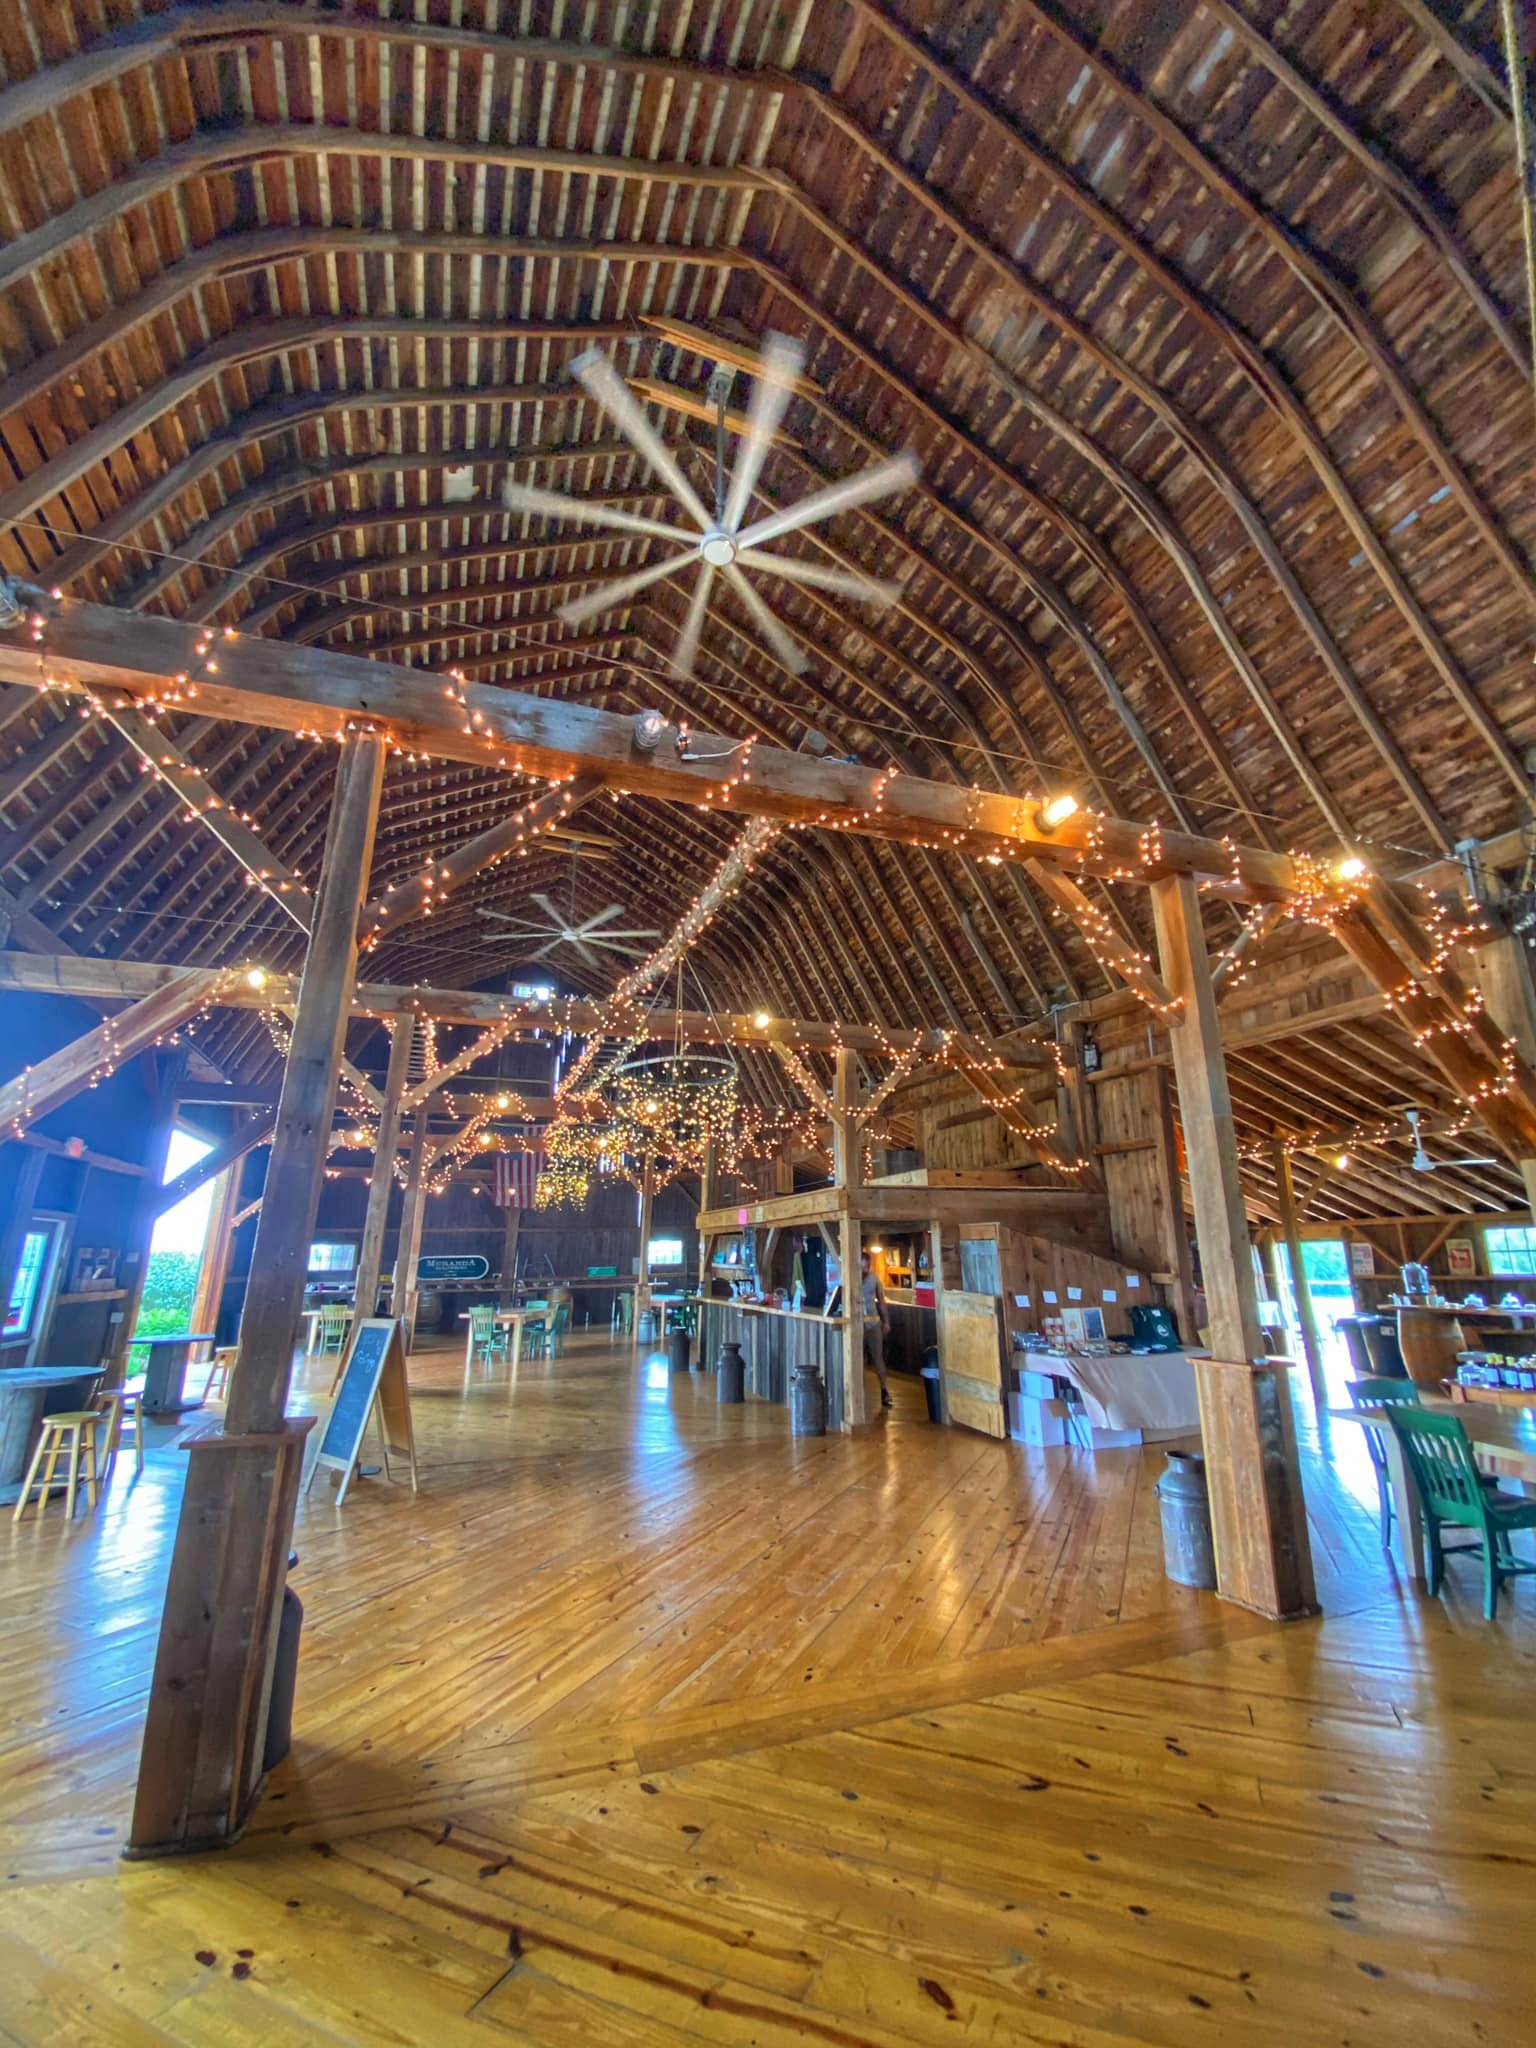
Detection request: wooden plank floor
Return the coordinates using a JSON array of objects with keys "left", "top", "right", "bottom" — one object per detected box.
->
[{"left": 0, "top": 1335, "right": 1530, "bottom": 2043}]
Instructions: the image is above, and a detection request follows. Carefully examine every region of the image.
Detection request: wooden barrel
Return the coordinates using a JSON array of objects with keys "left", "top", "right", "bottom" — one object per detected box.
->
[{"left": 1396, "top": 1307, "right": 1465, "bottom": 1388}]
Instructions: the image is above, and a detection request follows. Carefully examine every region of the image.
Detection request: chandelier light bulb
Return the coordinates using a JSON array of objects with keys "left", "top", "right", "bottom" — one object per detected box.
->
[
  {"left": 1336, "top": 855, "right": 1369, "bottom": 882},
  {"left": 245, "top": 966, "right": 268, "bottom": 989},
  {"left": 753, "top": 1011, "right": 772, "bottom": 1030},
  {"left": 1039, "top": 793, "right": 1079, "bottom": 830}
]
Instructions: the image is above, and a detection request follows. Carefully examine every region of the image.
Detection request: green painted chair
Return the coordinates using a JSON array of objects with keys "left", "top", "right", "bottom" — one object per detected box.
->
[
  {"left": 467, "top": 1304, "right": 508, "bottom": 1366},
  {"left": 316, "top": 1303, "right": 351, "bottom": 1356},
  {"left": 1347, "top": 1376, "right": 1421, "bottom": 1550},
  {"left": 1386, "top": 1406, "right": 1536, "bottom": 1619},
  {"left": 528, "top": 1301, "right": 570, "bottom": 1359}
]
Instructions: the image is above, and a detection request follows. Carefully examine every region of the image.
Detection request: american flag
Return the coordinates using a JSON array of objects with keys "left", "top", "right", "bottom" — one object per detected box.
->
[{"left": 492, "top": 1148, "right": 544, "bottom": 1208}]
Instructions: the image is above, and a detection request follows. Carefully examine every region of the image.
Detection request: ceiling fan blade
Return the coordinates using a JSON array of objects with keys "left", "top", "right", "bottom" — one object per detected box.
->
[
  {"left": 571, "top": 349, "right": 715, "bottom": 532},
  {"left": 557, "top": 550, "right": 693, "bottom": 628},
  {"left": 592, "top": 940, "right": 656, "bottom": 958},
  {"left": 528, "top": 893, "right": 566, "bottom": 923},
  {"left": 733, "top": 450, "right": 919, "bottom": 553},
  {"left": 501, "top": 477, "right": 680, "bottom": 541},
  {"left": 722, "top": 563, "right": 809, "bottom": 675},
  {"left": 573, "top": 903, "right": 633, "bottom": 931},
  {"left": 736, "top": 549, "right": 902, "bottom": 609},
  {"left": 722, "top": 332, "right": 803, "bottom": 533},
  {"left": 670, "top": 560, "right": 715, "bottom": 680}
]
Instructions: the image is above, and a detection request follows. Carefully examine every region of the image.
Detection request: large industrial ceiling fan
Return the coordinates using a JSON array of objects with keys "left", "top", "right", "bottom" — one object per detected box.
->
[
  {"left": 476, "top": 895, "right": 662, "bottom": 967},
  {"left": 501, "top": 335, "right": 919, "bottom": 680},
  {"left": 1400, "top": 1106, "right": 1499, "bottom": 1173}
]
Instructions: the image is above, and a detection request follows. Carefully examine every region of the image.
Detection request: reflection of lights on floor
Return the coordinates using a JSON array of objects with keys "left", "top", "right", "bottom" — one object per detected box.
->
[{"left": 645, "top": 1355, "right": 670, "bottom": 1394}]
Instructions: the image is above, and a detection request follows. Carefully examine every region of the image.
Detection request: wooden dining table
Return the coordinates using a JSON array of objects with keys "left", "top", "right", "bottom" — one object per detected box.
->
[
  {"left": 461, "top": 1306, "right": 549, "bottom": 1370},
  {"left": 1331, "top": 1394, "right": 1536, "bottom": 1583}
]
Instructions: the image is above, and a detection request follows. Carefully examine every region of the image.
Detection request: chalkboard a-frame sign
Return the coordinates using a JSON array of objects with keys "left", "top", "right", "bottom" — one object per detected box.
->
[{"left": 306, "top": 1317, "right": 417, "bottom": 1505}]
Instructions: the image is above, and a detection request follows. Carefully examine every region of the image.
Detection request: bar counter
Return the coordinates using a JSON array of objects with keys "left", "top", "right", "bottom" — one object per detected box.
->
[{"left": 698, "top": 1298, "right": 847, "bottom": 1430}]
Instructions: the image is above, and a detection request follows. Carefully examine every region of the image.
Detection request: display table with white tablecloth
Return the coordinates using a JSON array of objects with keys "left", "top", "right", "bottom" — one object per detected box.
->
[{"left": 1012, "top": 1349, "right": 1201, "bottom": 1447}]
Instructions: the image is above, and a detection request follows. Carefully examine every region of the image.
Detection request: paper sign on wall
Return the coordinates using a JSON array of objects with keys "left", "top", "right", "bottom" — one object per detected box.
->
[
  {"left": 1102, "top": 1289, "right": 1117, "bottom": 1303},
  {"left": 1126, "top": 1275, "right": 1140, "bottom": 1288},
  {"left": 1043, "top": 1290, "right": 1058, "bottom": 1304},
  {"left": 1067, "top": 1286, "right": 1082, "bottom": 1301},
  {"left": 1014, "top": 1293, "right": 1031, "bottom": 1309}
]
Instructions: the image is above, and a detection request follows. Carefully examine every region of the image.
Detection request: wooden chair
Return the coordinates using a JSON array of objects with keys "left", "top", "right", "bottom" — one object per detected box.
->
[
  {"left": 315, "top": 1304, "right": 351, "bottom": 1356},
  {"left": 203, "top": 1346, "right": 237, "bottom": 1401},
  {"left": 94, "top": 1388, "right": 144, "bottom": 1478},
  {"left": 1386, "top": 1407, "right": 1536, "bottom": 1619},
  {"left": 1347, "top": 1376, "right": 1421, "bottom": 1550},
  {"left": 12, "top": 1410, "right": 103, "bottom": 1522},
  {"left": 466, "top": 1304, "right": 509, "bottom": 1369}
]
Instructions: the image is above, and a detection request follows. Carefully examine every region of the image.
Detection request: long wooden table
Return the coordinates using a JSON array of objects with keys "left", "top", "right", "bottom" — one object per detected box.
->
[
  {"left": 1331, "top": 1395, "right": 1536, "bottom": 1583},
  {"left": 461, "top": 1306, "right": 548, "bottom": 1370}
]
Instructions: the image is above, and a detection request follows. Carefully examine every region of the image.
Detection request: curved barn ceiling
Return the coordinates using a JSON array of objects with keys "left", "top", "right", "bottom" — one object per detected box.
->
[{"left": 0, "top": 0, "right": 1531, "bottom": 1219}]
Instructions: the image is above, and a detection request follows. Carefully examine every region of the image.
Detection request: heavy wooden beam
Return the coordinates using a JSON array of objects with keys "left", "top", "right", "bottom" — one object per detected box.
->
[
  {"left": 1152, "top": 873, "right": 1316, "bottom": 1621},
  {"left": 0, "top": 954, "right": 1048, "bottom": 1067},
  {"left": 361, "top": 775, "right": 604, "bottom": 942},
  {"left": 128, "top": 734, "right": 384, "bottom": 1856},
  {"left": 106, "top": 709, "right": 315, "bottom": 927},
  {"left": 0, "top": 595, "right": 1302, "bottom": 898},
  {"left": 0, "top": 969, "right": 224, "bottom": 1137}
]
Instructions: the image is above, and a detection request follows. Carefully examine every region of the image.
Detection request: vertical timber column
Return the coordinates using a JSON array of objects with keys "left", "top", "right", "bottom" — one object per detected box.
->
[
  {"left": 498, "top": 1203, "right": 523, "bottom": 1308},
  {"left": 636, "top": 1158, "right": 656, "bottom": 1325},
  {"left": 1152, "top": 874, "right": 1317, "bottom": 1621},
  {"left": 834, "top": 1049, "right": 865, "bottom": 1427},
  {"left": 1151, "top": 1065, "right": 1199, "bottom": 1344},
  {"left": 129, "top": 733, "right": 385, "bottom": 1855},
  {"left": 1473, "top": 915, "right": 1536, "bottom": 1220},
  {"left": 392, "top": 1104, "right": 431, "bottom": 1349},
  {"left": 1272, "top": 1142, "right": 1327, "bottom": 1410},
  {"left": 350, "top": 1017, "right": 415, "bottom": 1329}
]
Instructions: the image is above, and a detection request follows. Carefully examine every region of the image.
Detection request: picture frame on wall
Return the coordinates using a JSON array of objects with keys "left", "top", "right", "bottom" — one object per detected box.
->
[
  {"left": 1445, "top": 1239, "right": 1476, "bottom": 1277},
  {"left": 1348, "top": 1241, "right": 1376, "bottom": 1278}
]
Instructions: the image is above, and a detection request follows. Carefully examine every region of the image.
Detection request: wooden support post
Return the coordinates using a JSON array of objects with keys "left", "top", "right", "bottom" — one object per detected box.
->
[
  {"left": 1473, "top": 920, "right": 1536, "bottom": 1220},
  {"left": 1272, "top": 1142, "right": 1327, "bottom": 1411},
  {"left": 1152, "top": 873, "right": 1317, "bottom": 1621},
  {"left": 498, "top": 1205, "right": 523, "bottom": 1308},
  {"left": 392, "top": 1104, "right": 431, "bottom": 1350},
  {"left": 129, "top": 733, "right": 384, "bottom": 1856},
  {"left": 833, "top": 1050, "right": 865, "bottom": 1426},
  {"left": 1151, "top": 1065, "right": 1198, "bottom": 1344},
  {"left": 350, "top": 1018, "right": 414, "bottom": 1327},
  {"left": 636, "top": 1159, "right": 655, "bottom": 1322},
  {"left": 189, "top": 1150, "right": 241, "bottom": 1339}
]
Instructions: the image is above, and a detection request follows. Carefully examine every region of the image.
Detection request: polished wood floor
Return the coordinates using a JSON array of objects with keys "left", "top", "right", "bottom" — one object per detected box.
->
[{"left": 0, "top": 1334, "right": 1531, "bottom": 2043}]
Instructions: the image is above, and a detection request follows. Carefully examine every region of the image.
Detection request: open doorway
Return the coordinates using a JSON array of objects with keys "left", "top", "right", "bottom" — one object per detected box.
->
[
  {"left": 128, "top": 1127, "right": 219, "bottom": 1375},
  {"left": 1271, "top": 1238, "right": 1356, "bottom": 1398}
]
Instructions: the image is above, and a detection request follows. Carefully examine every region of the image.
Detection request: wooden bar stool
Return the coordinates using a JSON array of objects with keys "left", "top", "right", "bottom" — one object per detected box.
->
[
  {"left": 203, "top": 1347, "right": 237, "bottom": 1401},
  {"left": 12, "top": 1410, "right": 103, "bottom": 1522},
  {"left": 95, "top": 1388, "right": 144, "bottom": 1477}
]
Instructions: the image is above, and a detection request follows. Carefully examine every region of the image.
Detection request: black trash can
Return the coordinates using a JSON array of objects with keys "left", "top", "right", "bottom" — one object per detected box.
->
[
  {"left": 667, "top": 1327, "right": 691, "bottom": 1373},
  {"left": 920, "top": 1363, "right": 943, "bottom": 1422},
  {"left": 1359, "top": 1312, "right": 1407, "bottom": 1379},
  {"left": 1337, "top": 1316, "right": 1372, "bottom": 1380}
]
